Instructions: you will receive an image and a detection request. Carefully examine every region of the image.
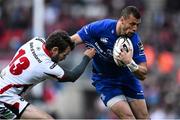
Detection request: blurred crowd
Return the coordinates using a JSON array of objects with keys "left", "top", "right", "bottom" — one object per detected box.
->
[{"left": 0, "top": 0, "right": 180, "bottom": 119}]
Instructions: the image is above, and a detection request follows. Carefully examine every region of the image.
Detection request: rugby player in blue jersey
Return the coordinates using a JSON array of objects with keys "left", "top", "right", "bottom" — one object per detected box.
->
[{"left": 71, "top": 6, "right": 149, "bottom": 119}]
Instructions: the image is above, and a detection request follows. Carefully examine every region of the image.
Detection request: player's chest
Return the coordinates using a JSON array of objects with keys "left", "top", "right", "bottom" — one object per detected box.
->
[{"left": 87, "top": 36, "right": 117, "bottom": 61}]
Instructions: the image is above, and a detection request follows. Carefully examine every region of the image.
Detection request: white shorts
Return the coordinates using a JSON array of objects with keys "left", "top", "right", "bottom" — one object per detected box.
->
[{"left": 0, "top": 93, "right": 29, "bottom": 119}]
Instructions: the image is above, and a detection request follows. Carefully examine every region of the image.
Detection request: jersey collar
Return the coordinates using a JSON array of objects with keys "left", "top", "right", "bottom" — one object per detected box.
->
[{"left": 42, "top": 44, "right": 52, "bottom": 57}]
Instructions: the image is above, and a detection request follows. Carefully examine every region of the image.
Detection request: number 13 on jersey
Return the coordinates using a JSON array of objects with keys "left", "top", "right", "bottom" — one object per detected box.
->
[{"left": 9, "top": 49, "right": 30, "bottom": 75}]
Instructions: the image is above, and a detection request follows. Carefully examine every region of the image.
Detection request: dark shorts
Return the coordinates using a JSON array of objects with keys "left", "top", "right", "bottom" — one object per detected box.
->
[{"left": 92, "top": 75, "right": 144, "bottom": 106}]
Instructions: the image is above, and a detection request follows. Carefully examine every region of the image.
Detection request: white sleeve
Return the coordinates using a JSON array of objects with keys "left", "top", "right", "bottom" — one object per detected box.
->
[{"left": 42, "top": 60, "right": 65, "bottom": 79}]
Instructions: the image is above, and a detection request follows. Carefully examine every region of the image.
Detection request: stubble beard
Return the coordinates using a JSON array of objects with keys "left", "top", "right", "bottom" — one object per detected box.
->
[{"left": 51, "top": 54, "right": 59, "bottom": 63}]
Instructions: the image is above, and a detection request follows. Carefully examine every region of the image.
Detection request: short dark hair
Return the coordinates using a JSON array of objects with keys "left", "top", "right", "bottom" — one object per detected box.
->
[
  {"left": 45, "top": 30, "right": 75, "bottom": 52},
  {"left": 120, "top": 6, "right": 141, "bottom": 19}
]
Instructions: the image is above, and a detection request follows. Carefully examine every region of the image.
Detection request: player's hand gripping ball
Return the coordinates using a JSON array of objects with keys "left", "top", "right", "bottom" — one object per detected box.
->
[{"left": 113, "top": 37, "right": 133, "bottom": 66}]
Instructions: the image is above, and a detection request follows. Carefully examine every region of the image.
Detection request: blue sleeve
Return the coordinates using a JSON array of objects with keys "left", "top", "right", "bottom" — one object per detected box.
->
[
  {"left": 131, "top": 33, "right": 147, "bottom": 64},
  {"left": 77, "top": 20, "right": 105, "bottom": 43}
]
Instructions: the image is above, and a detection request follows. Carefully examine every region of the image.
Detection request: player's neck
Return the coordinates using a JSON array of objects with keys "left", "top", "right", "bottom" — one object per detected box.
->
[{"left": 116, "top": 20, "right": 122, "bottom": 36}]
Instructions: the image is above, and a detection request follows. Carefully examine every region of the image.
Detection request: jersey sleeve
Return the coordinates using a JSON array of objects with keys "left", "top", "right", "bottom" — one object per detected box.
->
[
  {"left": 42, "top": 60, "right": 65, "bottom": 79},
  {"left": 132, "top": 33, "right": 147, "bottom": 64},
  {"left": 77, "top": 20, "right": 105, "bottom": 43}
]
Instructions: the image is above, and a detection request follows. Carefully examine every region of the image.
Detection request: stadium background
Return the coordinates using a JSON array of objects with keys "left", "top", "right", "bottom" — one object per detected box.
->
[{"left": 0, "top": 0, "right": 180, "bottom": 119}]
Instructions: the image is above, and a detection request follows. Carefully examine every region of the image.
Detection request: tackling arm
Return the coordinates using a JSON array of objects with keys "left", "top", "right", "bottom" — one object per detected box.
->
[
  {"left": 59, "top": 55, "right": 91, "bottom": 82},
  {"left": 58, "top": 48, "right": 96, "bottom": 82}
]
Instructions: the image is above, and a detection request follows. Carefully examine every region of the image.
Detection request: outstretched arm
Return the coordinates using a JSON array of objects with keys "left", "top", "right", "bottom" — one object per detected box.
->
[{"left": 58, "top": 48, "right": 96, "bottom": 82}]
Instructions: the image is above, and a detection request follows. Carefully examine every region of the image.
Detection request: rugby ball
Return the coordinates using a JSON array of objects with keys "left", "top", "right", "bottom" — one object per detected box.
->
[{"left": 113, "top": 37, "right": 133, "bottom": 66}]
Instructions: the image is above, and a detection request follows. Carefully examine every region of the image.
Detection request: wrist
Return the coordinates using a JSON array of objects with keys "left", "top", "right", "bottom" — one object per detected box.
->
[
  {"left": 127, "top": 60, "right": 139, "bottom": 72},
  {"left": 83, "top": 55, "right": 91, "bottom": 62}
]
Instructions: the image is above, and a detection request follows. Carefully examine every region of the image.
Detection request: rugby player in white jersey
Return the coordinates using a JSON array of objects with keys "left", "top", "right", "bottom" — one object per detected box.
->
[{"left": 0, "top": 30, "right": 96, "bottom": 119}]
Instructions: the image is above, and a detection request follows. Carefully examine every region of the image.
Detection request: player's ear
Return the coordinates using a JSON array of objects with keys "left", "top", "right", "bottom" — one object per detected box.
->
[
  {"left": 120, "top": 16, "right": 125, "bottom": 24},
  {"left": 51, "top": 47, "right": 59, "bottom": 56}
]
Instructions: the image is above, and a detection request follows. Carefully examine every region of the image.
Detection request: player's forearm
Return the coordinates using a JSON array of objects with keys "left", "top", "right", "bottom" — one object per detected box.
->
[
  {"left": 133, "top": 65, "right": 147, "bottom": 81},
  {"left": 59, "top": 55, "right": 91, "bottom": 82}
]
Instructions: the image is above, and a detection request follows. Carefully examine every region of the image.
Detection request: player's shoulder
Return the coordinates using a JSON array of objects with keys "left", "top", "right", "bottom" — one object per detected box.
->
[
  {"left": 98, "top": 19, "right": 116, "bottom": 23},
  {"left": 26, "top": 37, "right": 46, "bottom": 51},
  {"left": 132, "top": 32, "right": 140, "bottom": 37},
  {"left": 26, "top": 37, "right": 46, "bottom": 49},
  {"left": 131, "top": 32, "right": 141, "bottom": 42},
  {"left": 27, "top": 37, "right": 51, "bottom": 63},
  {"left": 31, "top": 37, "right": 46, "bottom": 43},
  {"left": 130, "top": 32, "right": 144, "bottom": 52},
  {"left": 89, "top": 19, "right": 117, "bottom": 33},
  {"left": 92, "top": 19, "right": 117, "bottom": 26}
]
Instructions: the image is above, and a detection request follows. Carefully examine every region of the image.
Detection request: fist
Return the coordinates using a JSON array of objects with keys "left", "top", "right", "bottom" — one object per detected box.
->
[
  {"left": 116, "top": 47, "right": 133, "bottom": 65},
  {"left": 84, "top": 48, "right": 96, "bottom": 58}
]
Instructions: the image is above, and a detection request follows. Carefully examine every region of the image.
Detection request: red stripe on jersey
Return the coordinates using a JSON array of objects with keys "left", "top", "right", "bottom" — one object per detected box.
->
[
  {"left": 0, "top": 84, "right": 32, "bottom": 94},
  {"left": 42, "top": 43, "right": 52, "bottom": 57},
  {"left": 12, "top": 102, "right": 20, "bottom": 109}
]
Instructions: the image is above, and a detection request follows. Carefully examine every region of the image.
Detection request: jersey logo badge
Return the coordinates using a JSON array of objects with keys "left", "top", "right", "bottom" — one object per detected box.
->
[
  {"left": 138, "top": 41, "right": 145, "bottom": 56},
  {"left": 50, "top": 63, "right": 57, "bottom": 69},
  {"left": 137, "top": 91, "right": 144, "bottom": 95},
  {"left": 138, "top": 41, "right": 144, "bottom": 51},
  {"left": 36, "top": 47, "right": 41, "bottom": 51},
  {"left": 84, "top": 26, "right": 89, "bottom": 35},
  {"left": 111, "top": 30, "right": 114, "bottom": 34},
  {"left": 100, "top": 94, "right": 105, "bottom": 101},
  {"left": 100, "top": 37, "right": 108, "bottom": 44}
]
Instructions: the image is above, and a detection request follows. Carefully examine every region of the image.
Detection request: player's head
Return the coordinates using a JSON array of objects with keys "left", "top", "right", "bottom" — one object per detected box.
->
[
  {"left": 117, "top": 6, "right": 141, "bottom": 37},
  {"left": 45, "top": 30, "right": 75, "bottom": 63}
]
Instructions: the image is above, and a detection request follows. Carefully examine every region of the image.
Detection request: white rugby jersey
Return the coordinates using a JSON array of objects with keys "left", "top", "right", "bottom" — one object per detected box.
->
[{"left": 0, "top": 37, "right": 65, "bottom": 95}]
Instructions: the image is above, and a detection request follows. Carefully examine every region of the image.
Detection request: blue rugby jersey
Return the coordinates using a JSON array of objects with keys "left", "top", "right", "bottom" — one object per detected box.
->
[{"left": 77, "top": 19, "right": 146, "bottom": 85}]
